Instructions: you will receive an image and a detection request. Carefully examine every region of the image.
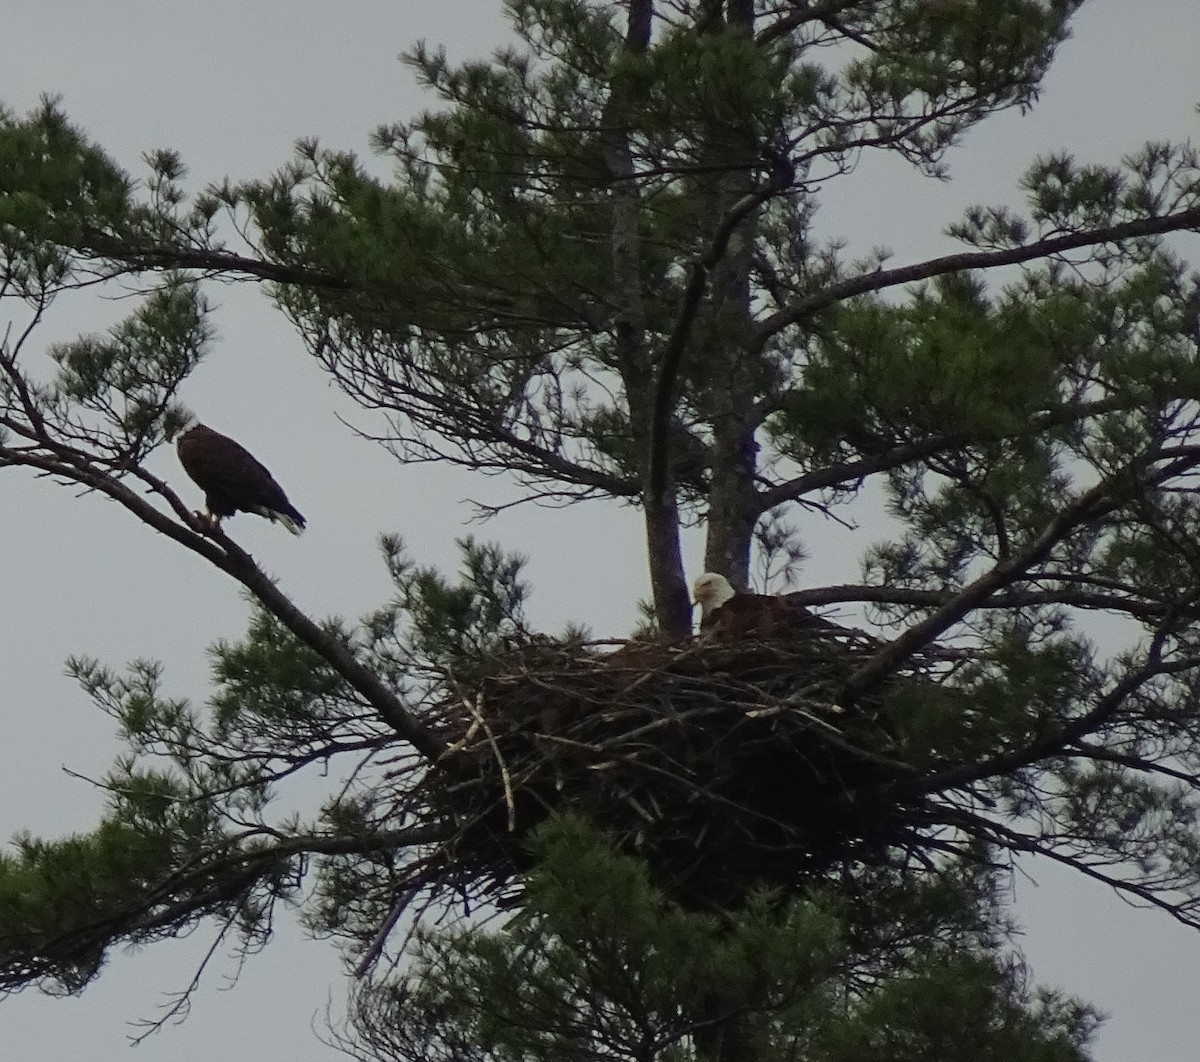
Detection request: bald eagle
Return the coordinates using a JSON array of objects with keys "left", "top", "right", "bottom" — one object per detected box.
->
[
  {"left": 692, "top": 572, "right": 831, "bottom": 637},
  {"left": 176, "top": 423, "right": 306, "bottom": 535}
]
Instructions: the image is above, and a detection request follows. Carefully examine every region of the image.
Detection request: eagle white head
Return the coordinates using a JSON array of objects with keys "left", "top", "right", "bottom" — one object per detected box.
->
[{"left": 692, "top": 572, "right": 737, "bottom": 620}]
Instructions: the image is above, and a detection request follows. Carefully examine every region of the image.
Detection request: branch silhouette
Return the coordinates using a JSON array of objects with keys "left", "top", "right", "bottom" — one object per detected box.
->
[{"left": 0, "top": 433, "right": 447, "bottom": 763}]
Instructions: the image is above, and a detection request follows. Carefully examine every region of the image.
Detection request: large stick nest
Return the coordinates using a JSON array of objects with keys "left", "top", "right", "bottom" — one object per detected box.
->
[{"left": 417, "top": 626, "right": 964, "bottom": 912}]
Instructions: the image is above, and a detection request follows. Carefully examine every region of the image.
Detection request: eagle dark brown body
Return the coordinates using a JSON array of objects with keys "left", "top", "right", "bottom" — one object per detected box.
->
[
  {"left": 176, "top": 423, "right": 306, "bottom": 535},
  {"left": 702, "top": 591, "right": 826, "bottom": 637},
  {"left": 692, "top": 572, "right": 833, "bottom": 638}
]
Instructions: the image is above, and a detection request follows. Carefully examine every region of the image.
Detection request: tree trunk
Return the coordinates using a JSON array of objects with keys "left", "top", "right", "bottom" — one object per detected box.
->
[
  {"left": 645, "top": 474, "right": 695, "bottom": 638},
  {"left": 702, "top": 413, "right": 759, "bottom": 589},
  {"left": 699, "top": 0, "right": 762, "bottom": 591},
  {"left": 602, "top": 0, "right": 692, "bottom": 635}
]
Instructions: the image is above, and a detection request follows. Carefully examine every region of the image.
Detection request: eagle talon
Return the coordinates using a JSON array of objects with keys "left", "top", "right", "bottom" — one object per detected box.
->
[{"left": 189, "top": 509, "right": 219, "bottom": 535}]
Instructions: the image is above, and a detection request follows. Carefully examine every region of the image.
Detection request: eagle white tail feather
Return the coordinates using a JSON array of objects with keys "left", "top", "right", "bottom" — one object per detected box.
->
[
  {"left": 277, "top": 514, "right": 304, "bottom": 536},
  {"left": 252, "top": 506, "right": 305, "bottom": 535}
]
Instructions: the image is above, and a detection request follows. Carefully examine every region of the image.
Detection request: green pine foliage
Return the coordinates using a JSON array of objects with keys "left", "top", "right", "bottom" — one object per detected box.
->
[
  {"left": 341, "top": 815, "right": 1097, "bottom": 1062},
  {"left": 0, "top": 538, "right": 540, "bottom": 994}
]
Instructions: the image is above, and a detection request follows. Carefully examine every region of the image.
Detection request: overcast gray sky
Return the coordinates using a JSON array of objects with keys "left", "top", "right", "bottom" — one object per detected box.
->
[{"left": 2, "top": 2, "right": 1199, "bottom": 1059}]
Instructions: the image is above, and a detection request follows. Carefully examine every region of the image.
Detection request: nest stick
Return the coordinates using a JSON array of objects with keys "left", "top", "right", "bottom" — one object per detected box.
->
[{"left": 456, "top": 681, "right": 516, "bottom": 833}]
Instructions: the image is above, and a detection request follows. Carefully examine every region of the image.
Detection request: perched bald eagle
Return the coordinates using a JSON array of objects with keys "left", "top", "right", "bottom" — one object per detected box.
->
[
  {"left": 692, "top": 572, "right": 831, "bottom": 638},
  {"left": 176, "top": 423, "right": 306, "bottom": 535}
]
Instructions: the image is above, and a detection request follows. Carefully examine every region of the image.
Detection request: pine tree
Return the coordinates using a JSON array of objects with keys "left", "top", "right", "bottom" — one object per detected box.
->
[
  {"left": 331, "top": 816, "right": 1098, "bottom": 1062},
  {"left": 2, "top": 1, "right": 1200, "bottom": 1057}
]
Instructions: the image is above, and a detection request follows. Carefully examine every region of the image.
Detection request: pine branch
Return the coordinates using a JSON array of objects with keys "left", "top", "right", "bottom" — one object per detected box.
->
[
  {"left": 751, "top": 204, "right": 1200, "bottom": 352},
  {"left": 755, "top": 0, "right": 864, "bottom": 46},
  {"left": 789, "top": 582, "right": 1195, "bottom": 624},
  {"left": 76, "top": 230, "right": 547, "bottom": 329},
  {"left": 838, "top": 453, "right": 1184, "bottom": 705},
  {"left": 78, "top": 226, "right": 350, "bottom": 290},
  {"left": 920, "top": 648, "right": 1194, "bottom": 800},
  {"left": 936, "top": 805, "right": 1200, "bottom": 930},
  {"left": 754, "top": 396, "right": 1133, "bottom": 512},
  {"left": 4, "top": 824, "right": 445, "bottom": 993}
]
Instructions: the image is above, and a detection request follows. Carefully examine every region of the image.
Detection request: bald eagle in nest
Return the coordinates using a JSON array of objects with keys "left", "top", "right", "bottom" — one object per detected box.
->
[
  {"left": 176, "top": 423, "right": 306, "bottom": 535},
  {"left": 692, "top": 572, "right": 835, "bottom": 638}
]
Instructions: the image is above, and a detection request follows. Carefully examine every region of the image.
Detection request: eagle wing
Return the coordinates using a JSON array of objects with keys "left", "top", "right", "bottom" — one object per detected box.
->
[{"left": 705, "top": 593, "right": 835, "bottom": 638}]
